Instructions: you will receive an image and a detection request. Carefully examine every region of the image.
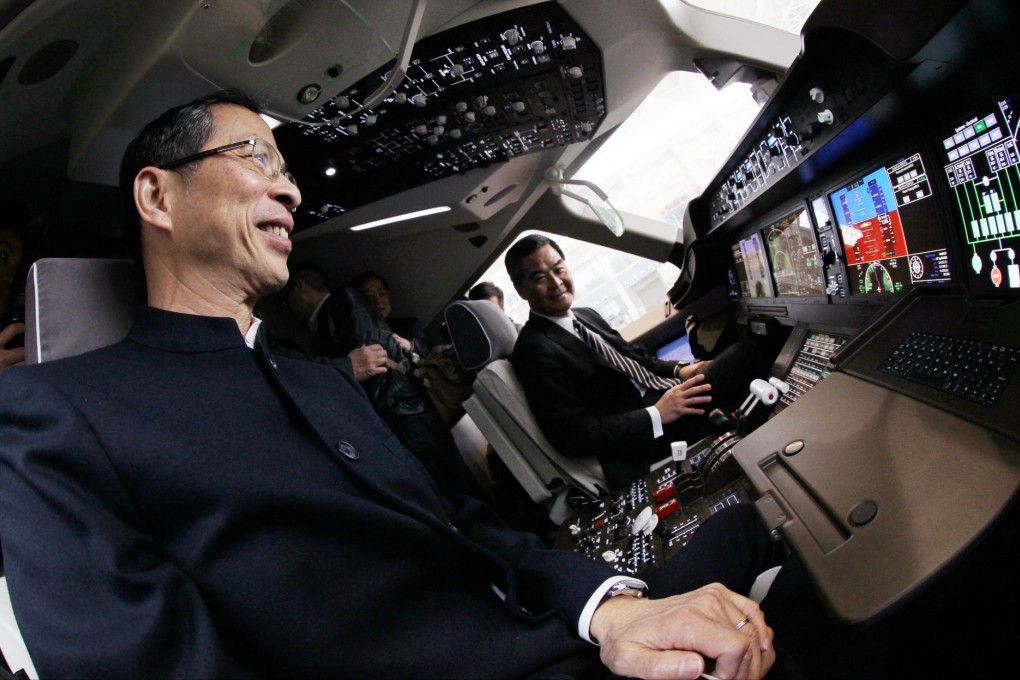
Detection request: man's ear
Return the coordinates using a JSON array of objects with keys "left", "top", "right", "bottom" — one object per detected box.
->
[{"left": 134, "top": 167, "right": 175, "bottom": 235}]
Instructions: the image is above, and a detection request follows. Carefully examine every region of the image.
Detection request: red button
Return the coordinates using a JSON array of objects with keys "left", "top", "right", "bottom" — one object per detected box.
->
[
  {"left": 655, "top": 498, "right": 680, "bottom": 519},
  {"left": 652, "top": 484, "right": 676, "bottom": 503}
]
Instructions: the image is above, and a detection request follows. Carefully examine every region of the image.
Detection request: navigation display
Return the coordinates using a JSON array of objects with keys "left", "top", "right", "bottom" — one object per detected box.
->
[
  {"left": 828, "top": 152, "right": 951, "bottom": 295},
  {"left": 938, "top": 97, "right": 1020, "bottom": 293},
  {"left": 763, "top": 208, "right": 825, "bottom": 296},
  {"left": 731, "top": 232, "right": 774, "bottom": 298}
]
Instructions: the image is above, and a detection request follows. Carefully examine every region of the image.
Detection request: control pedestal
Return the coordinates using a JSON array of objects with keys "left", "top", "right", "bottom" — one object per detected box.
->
[{"left": 553, "top": 433, "right": 754, "bottom": 576}]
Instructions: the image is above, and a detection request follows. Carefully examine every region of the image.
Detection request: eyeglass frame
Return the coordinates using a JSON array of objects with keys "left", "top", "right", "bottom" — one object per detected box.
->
[{"left": 159, "top": 137, "right": 297, "bottom": 187}]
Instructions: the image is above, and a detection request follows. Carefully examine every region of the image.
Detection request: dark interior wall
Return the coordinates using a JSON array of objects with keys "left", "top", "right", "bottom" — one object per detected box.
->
[{"left": 1, "top": 139, "right": 123, "bottom": 261}]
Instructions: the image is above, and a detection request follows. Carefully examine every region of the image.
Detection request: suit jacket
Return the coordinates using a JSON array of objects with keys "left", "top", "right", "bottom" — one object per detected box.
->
[
  {"left": 0, "top": 308, "right": 610, "bottom": 678},
  {"left": 512, "top": 308, "right": 687, "bottom": 487}
]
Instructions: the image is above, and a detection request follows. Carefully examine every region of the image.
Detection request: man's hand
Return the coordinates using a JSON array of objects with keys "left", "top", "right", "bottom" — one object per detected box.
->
[
  {"left": 346, "top": 344, "right": 389, "bottom": 381},
  {"left": 677, "top": 360, "right": 712, "bottom": 381},
  {"left": 0, "top": 322, "right": 26, "bottom": 375},
  {"left": 655, "top": 374, "right": 712, "bottom": 425},
  {"left": 391, "top": 333, "right": 413, "bottom": 353},
  {"left": 590, "top": 583, "right": 775, "bottom": 680}
]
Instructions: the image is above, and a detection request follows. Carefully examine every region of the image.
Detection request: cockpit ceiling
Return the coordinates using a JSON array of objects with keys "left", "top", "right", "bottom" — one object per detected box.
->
[{"left": 276, "top": 1, "right": 606, "bottom": 234}]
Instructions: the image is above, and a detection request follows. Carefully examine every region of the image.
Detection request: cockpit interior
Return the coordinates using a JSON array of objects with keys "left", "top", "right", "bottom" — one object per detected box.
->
[{"left": 2, "top": 0, "right": 1019, "bottom": 676}]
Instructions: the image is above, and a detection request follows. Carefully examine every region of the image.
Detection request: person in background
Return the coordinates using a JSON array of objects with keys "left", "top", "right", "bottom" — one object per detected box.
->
[
  {"left": 469, "top": 280, "right": 522, "bottom": 332},
  {"left": 1, "top": 208, "right": 28, "bottom": 375},
  {"left": 468, "top": 280, "right": 506, "bottom": 309},
  {"left": 351, "top": 270, "right": 430, "bottom": 359},
  {"left": 282, "top": 262, "right": 389, "bottom": 382},
  {"left": 284, "top": 261, "right": 474, "bottom": 495}
]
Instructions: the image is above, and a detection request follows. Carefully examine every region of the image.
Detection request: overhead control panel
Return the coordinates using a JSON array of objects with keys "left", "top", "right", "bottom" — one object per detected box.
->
[
  {"left": 704, "top": 28, "right": 912, "bottom": 232},
  {"left": 276, "top": 1, "right": 606, "bottom": 232}
]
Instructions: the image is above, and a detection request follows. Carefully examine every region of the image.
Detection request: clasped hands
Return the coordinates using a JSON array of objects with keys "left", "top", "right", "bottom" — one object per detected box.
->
[
  {"left": 345, "top": 333, "right": 414, "bottom": 382},
  {"left": 590, "top": 583, "right": 775, "bottom": 680}
]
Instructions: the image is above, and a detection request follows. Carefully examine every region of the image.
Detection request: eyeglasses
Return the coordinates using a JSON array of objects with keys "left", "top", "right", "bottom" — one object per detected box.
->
[{"left": 161, "top": 138, "right": 297, "bottom": 187}]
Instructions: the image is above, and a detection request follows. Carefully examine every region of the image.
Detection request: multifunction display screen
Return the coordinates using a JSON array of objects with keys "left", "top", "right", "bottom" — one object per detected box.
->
[
  {"left": 763, "top": 208, "right": 825, "bottom": 297},
  {"left": 828, "top": 152, "right": 951, "bottom": 295},
  {"left": 731, "top": 232, "right": 774, "bottom": 298},
  {"left": 939, "top": 97, "right": 1020, "bottom": 293}
]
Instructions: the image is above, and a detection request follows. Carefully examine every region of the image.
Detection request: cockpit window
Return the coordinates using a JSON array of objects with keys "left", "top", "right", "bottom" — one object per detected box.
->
[
  {"left": 573, "top": 71, "right": 763, "bottom": 229},
  {"left": 475, "top": 232, "right": 681, "bottom": 331},
  {"left": 682, "top": 0, "right": 822, "bottom": 34}
]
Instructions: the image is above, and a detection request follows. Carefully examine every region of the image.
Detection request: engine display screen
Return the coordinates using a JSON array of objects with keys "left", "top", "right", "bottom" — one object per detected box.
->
[
  {"left": 763, "top": 207, "right": 825, "bottom": 297},
  {"left": 938, "top": 97, "right": 1020, "bottom": 293},
  {"left": 731, "top": 232, "right": 774, "bottom": 298},
  {"left": 828, "top": 152, "right": 951, "bottom": 295}
]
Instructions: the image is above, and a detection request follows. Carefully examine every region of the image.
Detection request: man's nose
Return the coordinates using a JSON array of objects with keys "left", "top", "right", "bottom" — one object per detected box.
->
[{"left": 271, "top": 175, "right": 301, "bottom": 211}]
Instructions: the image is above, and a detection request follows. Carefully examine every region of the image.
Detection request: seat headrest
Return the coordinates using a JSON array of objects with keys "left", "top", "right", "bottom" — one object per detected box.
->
[
  {"left": 26, "top": 258, "right": 146, "bottom": 364},
  {"left": 445, "top": 299, "right": 518, "bottom": 371}
]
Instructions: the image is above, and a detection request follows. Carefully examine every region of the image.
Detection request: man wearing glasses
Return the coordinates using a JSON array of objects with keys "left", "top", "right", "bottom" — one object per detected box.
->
[{"left": 0, "top": 90, "right": 802, "bottom": 678}]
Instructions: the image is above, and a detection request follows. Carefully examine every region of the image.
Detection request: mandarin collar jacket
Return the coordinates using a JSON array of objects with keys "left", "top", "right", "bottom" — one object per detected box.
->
[{"left": 0, "top": 307, "right": 613, "bottom": 678}]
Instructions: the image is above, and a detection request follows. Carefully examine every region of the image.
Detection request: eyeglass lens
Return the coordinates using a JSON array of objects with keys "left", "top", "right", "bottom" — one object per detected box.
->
[{"left": 250, "top": 139, "right": 298, "bottom": 187}]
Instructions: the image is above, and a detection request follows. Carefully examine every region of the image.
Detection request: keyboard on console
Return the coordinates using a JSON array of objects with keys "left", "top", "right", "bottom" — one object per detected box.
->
[{"left": 880, "top": 332, "right": 1019, "bottom": 406}]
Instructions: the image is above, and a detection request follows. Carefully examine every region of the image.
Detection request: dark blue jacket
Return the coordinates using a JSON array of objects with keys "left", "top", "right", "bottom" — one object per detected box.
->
[{"left": 0, "top": 307, "right": 607, "bottom": 678}]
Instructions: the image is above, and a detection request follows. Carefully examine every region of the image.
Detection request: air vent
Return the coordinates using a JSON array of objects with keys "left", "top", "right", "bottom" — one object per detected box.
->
[
  {"left": 451, "top": 223, "right": 480, "bottom": 233},
  {"left": 250, "top": 0, "right": 331, "bottom": 64},
  {"left": 468, "top": 235, "right": 488, "bottom": 248},
  {"left": 483, "top": 183, "right": 519, "bottom": 207}
]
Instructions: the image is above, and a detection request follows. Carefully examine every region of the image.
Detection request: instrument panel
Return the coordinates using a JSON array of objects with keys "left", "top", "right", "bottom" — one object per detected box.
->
[
  {"left": 275, "top": 1, "right": 606, "bottom": 232},
  {"left": 554, "top": 435, "right": 754, "bottom": 576}
]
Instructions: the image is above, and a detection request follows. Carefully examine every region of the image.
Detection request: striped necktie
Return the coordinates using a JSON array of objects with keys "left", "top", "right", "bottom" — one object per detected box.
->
[{"left": 573, "top": 318, "right": 679, "bottom": 391}]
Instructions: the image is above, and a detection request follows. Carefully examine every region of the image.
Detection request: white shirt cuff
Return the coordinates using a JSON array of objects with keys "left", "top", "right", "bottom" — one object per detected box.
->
[
  {"left": 578, "top": 576, "right": 649, "bottom": 644},
  {"left": 647, "top": 405, "right": 664, "bottom": 438}
]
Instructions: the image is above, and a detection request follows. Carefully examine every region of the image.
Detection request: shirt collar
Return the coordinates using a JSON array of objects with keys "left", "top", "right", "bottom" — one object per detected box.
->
[
  {"left": 244, "top": 317, "right": 262, "bottom": 349},
  {"left": 127, "top": 307, "right": 251, "bottom": 353},
  {"left": 532, "top": 309, "right": 578, "bottom": 336}
]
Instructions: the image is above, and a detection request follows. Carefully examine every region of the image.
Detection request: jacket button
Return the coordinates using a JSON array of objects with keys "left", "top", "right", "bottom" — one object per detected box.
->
[{"left": 337, "top": 441, "right": 360, "bottom": 460}]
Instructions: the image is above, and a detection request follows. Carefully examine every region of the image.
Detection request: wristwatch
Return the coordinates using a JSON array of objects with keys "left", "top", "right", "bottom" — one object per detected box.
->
[
  {"left": 590, "top": 581, "right": 647, "bottom": 644},
  {"left": 673, "top": 361, "right": 691, "bottom": 378},
  {"left": 602, "top": 581, "right": 646, "bottom": 601}
]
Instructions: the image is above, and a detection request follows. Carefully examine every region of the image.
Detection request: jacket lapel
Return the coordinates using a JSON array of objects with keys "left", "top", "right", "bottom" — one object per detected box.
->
[{"left": 529, "top": 311, "right": 619, "bottom": 372}]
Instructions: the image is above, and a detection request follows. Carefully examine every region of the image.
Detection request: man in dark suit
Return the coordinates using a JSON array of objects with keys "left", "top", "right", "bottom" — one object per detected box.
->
[
  {"left": 282, "top": 262, "right": 473, "bottom": 495},
  {"left": 0, "top": 91, "right": 789, "bottom": 678},
  {"left": 283, "top": 262, "right": 392, "bottom": 381},
  {"left": 508, "top": 234, "right": 763, "bottom": 489}
]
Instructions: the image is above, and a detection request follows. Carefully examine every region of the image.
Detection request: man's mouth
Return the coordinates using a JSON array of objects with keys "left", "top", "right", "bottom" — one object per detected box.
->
[{"left": 258, "top": 222, "right": 291, "bottom": 239}]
